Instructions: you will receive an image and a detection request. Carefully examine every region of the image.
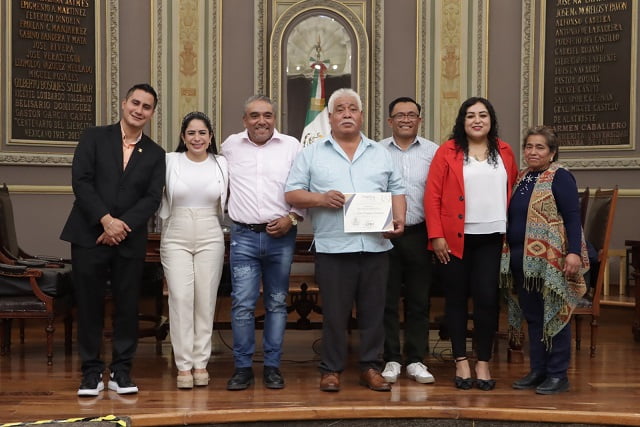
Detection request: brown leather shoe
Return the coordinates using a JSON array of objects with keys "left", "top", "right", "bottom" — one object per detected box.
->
[
  {"left": 319, "top": 372, "right": 340, "bottom": 392},
  {"left": 359, "top": 368, "right": 391, "bottom": 391}
]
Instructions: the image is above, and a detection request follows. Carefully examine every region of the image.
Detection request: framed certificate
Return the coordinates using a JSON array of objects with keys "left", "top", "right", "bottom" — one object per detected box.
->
[{"left": 343, "top": 192, "right": 393, "bottom": 233}]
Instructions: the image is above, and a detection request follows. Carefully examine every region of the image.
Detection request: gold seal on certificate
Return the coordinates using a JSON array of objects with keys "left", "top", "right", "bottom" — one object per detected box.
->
[{"left": 343, "top": 192, "right": 393, "bottom": 233}]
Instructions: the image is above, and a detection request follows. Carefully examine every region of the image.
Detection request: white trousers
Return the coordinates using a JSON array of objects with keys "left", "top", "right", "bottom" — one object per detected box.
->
[{"left": 160, "top": 207, "right": 225, "bottom": 371}]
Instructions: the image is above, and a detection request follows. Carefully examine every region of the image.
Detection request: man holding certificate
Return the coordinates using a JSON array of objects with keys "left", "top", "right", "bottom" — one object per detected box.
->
[{"left": 285, "top": 88, "right": 406, "bottom": 393}]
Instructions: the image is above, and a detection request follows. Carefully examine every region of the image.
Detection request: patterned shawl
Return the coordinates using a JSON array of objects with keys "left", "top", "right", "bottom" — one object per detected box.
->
[{"left": 499, "top": 162, "right": 589, "bottom": 348}]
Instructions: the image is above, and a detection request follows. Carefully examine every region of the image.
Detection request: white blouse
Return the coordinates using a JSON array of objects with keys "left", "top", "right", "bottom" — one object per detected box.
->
[
  {"left": 172, "top": 154, "right": 222, "bottom": 211},
  {"left": 462, "top": 154, "right": 508, "bottom": 234}
]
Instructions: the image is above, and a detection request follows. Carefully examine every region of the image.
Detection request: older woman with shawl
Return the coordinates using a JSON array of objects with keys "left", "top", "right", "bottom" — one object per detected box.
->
[{"left": 501, "top": 125, "right": 589, "bottom": 395}]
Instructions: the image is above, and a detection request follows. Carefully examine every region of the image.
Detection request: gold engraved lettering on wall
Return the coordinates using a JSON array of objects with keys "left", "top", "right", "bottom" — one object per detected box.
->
[
  {"left": 11, "top": 0, "right": 96, "bottom": 146},
  {"left": 543, "top": 0, "right": 634, "bottom": 149},
  {"left": 180, "top": 42, "right": 197, "bottom": 76},
  {"left": 440, "top": 0, "right": 462, "bottom": 140},
  {"left": 179, "top": 0, "right": 198, "bottom": 114}
]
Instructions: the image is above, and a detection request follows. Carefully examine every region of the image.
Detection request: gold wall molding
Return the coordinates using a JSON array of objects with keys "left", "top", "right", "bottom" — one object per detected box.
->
[
  {"left": 424, "top": 0, "right": 488, "bottom": 143},
  {"left": 520, "top": 0, "right": 534, "bottom": 135},
  {"left": 150, "top": 0, "right": 166, "bottom": 147},
  {"left": 438, "top": 0, "right": 463, "bottom": 142},
  {"left": 255, "top": 0, "right": 266, "bottom": 96},
  {"left": 417, "top": 0, "right": 434, "bottom": 140},
  {"left": 0, "top": 153, "right": 71, "bottom": 166},
  {"left": 178, "top": 0, "right": 199, "bottom": 115},
  {"left": 6, "top": 185, "right": 72, "bottom": 195},
  {"left": 371, "top": 0, "right": 383, "bottom": 140},
  {"left": 563, "top": 157, "right": 640, "bottom": 170},
  {"left": 107, "top": 0, "right": 119, "bottom": 124},
  {"left": 151, "top": 1, "right": 221, "bottom": 149}
]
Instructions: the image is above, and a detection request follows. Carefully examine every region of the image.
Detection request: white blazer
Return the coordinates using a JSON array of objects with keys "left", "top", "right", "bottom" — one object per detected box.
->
[{"left": 158, "top": 151, "right": 229, "bottom": 220}]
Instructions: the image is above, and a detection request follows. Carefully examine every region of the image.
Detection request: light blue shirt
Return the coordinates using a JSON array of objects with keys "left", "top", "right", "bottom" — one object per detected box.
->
[
  {"left": 285, "top": 133, "right": 405, "bottom": 254},
  {"left": 379, "top": 136, "right": 438, "bottom": 226}
]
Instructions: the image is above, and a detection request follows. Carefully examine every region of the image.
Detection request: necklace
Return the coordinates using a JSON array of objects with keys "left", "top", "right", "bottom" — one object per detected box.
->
[{"left": 468, "top": 149, "right": 488, "bottom": 162}]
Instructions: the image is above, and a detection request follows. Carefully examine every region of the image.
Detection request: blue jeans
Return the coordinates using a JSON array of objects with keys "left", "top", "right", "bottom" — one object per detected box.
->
[{"left": 229, "top": 224, "right": 296, "bottom": 368}]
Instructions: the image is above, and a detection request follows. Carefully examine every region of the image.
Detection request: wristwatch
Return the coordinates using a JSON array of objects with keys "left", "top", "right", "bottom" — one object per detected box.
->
[{"left": 288, "top": 213, "right": 298, "bottom": 226}]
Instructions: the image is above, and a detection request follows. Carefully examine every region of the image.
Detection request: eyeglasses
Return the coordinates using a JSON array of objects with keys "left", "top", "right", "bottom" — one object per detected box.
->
[{"left": 390, "top": 112, "right": 420, "bottom": 120}]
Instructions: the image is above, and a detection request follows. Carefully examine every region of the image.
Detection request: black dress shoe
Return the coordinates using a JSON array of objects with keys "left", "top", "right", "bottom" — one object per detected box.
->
[
  {"left": 535, "top": 377, "right": 569, "bottom": 395},
  {"left": 475, "top": 378, "right": 496, "bottom": 391},
  {"left": 454, "top": 376, "right": 474, "bottom": 390},
  {"left": 263, "top": 366, "right": 285, "bottom": 389},
  {"left": 512, "top": 371, "right": 546, "bottom": 390},
  {"left": 226, "top": 367, "right": 254, "bottom": 391}
]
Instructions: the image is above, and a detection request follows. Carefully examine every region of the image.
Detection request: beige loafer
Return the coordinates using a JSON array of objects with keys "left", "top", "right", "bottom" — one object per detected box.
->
[
  {"left": 193, "top": 371, "right": 210, "bottom": 386},
  {"left": 177, "top": 374, "right": 194, "bottom": 389}
]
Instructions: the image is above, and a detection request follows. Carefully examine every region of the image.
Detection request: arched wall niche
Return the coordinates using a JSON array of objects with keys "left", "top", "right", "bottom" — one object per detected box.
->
[
  {"left": 280, "top": 11, "right": 355, "bottom": 139},
  {"left": 267, "top": 0, "right": 373, "bottom": 137}
]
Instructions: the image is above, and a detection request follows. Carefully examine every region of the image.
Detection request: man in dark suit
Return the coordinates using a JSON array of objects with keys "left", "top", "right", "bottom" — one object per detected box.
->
[{"left": 61, "top": 83, "right": 166, "bottom": 397}]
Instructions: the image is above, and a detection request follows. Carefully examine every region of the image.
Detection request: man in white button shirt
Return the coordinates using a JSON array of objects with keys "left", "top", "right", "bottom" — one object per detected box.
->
[
  {"left": 379, "top": 97, "right": 438, "bottom": 385},
  {"left": 221, "top": 95, "right": 303, "bottom": 391}
]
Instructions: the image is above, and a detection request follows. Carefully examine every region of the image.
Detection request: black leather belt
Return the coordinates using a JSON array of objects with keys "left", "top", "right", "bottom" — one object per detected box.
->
[
  {"left": 404, "top": 222, "right": 426, "bottom": 234},
  {"left": 233, "top": 221, "right": 268, "bottom": 233}
]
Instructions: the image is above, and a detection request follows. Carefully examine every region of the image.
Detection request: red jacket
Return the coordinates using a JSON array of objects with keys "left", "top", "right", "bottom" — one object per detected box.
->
[{"left": 424, "top": 139, "right": 518, "bottom": 259}]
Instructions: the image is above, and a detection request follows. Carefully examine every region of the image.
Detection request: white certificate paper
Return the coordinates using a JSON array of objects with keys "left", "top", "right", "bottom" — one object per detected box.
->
[{"left": 343, "top": 192, "right": 393, "bottom": 233}]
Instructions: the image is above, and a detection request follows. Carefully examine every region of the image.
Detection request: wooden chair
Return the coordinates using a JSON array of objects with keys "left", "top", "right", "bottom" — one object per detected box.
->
[
  {"left": 573, "top": 186, "right": 618, "bottom": 357},
  {"left": 0, "top": 184, "right": 68, "bottom": 264},
  {"left": 0, "top": 183, "right": 73, "bottom": 365},
  {"left": 0, "top": 262, "right": 74, "bottom": 365},
  {"left": 578, "top": 186, "right": 590, "bottom": 227}
]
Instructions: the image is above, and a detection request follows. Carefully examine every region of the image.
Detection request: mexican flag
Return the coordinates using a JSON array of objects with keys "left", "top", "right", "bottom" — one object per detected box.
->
[{"left": 301, "top": 59, "right": 330, "bottom": 146}]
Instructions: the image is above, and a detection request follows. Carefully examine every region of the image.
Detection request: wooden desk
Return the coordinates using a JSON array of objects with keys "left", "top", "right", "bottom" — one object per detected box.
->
[
  {"left": 148, "top": 233, "right": 323, "bottom": 330},
  {"left": 146, "top": 232, "right": 161, "bottom": 262},
  {"left": 141, "top": 233, "right": 168, "bottom": 353},
  {"left": 625, "top": 240, "right": 640, "bottom": 341}
]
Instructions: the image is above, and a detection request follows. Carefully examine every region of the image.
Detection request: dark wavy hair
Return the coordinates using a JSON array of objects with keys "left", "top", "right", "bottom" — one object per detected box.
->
[
  {"left": 450, "top": 97, "right": 499, "bottom": 166},
  {"left": 175, "top": 111, "right": 217, "bottom": 154},
  {"left": 523, "top": 125, "right": 559, "bottom": 162}
]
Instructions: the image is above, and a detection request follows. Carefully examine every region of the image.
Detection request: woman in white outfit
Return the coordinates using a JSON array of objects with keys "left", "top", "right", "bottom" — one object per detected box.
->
[{"left": 159, "top": 111, "right": 228, "bottom": 389}]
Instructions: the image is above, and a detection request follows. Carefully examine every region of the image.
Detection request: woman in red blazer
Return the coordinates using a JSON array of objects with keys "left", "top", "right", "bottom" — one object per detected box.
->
[{"left": 425, "top": 97, "right": 518, "bottom": 391}]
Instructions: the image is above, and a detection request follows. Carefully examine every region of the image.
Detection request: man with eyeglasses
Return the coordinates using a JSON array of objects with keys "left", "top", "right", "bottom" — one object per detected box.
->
[
  {"left": 379, "top": 97, "right": 439, "bottom": 385},
  {"left": 285, "top": 88, "right": 406, "bottom": 393}
]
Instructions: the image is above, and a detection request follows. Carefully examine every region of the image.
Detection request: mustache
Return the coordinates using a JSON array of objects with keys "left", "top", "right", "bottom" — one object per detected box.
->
[{"left": 340, "top": 119, "right": 356, "bottom": 126}]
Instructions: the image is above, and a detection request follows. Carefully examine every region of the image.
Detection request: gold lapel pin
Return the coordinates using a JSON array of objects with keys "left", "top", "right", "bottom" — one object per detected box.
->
[{"left": 138, "top": 148, "right": 143, "bottom": 153}]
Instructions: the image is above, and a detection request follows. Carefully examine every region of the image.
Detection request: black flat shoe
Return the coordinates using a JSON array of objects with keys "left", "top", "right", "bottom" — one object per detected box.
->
[
  {"left": 454, "top": 376, "right": 474, "bottom": 390},
  {"left": 453, "top": 357, "right": 473, "bottom": 390},
  {"left": 535, "top": 377, "right": 569, "bottom": 395},
  {"left": 226, "top": 367, "right": 254, "bottom": 391},
  {"left": 263, "top": 366, "right": 285, "bottom": 389},
  {"left": 512, "top": 371, "right": 546, "bottom": 390},
  {"left": 475, "top": 378, "right": 496, "bottom": 391}
]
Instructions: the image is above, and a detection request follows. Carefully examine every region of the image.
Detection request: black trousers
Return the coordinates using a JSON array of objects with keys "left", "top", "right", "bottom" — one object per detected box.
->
[
  {"left": 384, "top": 225, "right": 433, "bottom": 364},
  {"left": 510, "top": 247, "right": 571, "bottom": 378},
  {"left": 315, "top": 251, "right": 389, "bottom": 373},
  {"left": 72, "top": 244, "right": 144, "bottom": 375},
  {"left": 438, "top": 233, "right": 502, "bottom": 361}
]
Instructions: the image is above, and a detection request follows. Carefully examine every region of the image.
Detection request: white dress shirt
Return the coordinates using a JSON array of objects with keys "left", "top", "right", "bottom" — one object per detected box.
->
[{"left": 221, "top": 129, "right": 303, "bottom": 224}]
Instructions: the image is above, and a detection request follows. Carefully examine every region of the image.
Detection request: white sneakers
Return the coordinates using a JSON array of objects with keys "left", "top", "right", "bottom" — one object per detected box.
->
[
  {"left": 406, "top": 362, "right": 435, "bottom": 384},
  {"left": 381, "top": 361, "right": 402, "bottom": 383},
  {"left": 382, "top": 361, "right": 435, "bottom": 384}
]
